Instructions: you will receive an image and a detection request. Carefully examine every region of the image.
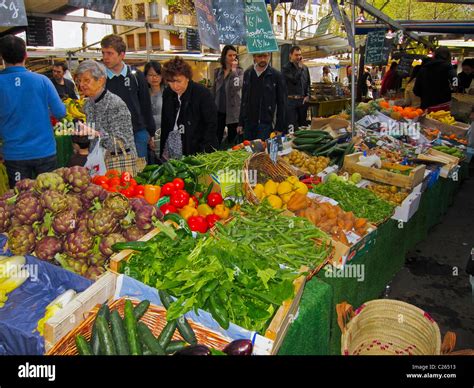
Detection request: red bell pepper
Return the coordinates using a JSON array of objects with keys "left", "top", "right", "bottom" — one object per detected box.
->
[
  {"left": 172, "top": 178, "right": 185, "bottom": 191},
  {"left": 206, "top": 214, "right": 221, "bottom": 228},
  {"left": 170, "top": 190, "right": 190, "bottom": 209},
  {"left": 160, "top": 203, "right": 178, "bottom": 215},
  {"left": 207, "top": 192, "right": 223, "bottom": 208},
  {"left": 135, "top": 185, "right": 145, "bottom": 196},
  {"left": 121, "top": 172, "right": 132, "bottom": 186},
  {"left": 187, "top": 216, "right": 209, "bottom": 233},
  {"left": 161, "top": 182, "right": 176, "bottom": 197}
]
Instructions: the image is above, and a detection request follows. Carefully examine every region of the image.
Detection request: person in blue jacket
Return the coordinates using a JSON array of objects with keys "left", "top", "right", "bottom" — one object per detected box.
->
[{"left": 0, "top": 35, "right": 66, "bottom": 188}]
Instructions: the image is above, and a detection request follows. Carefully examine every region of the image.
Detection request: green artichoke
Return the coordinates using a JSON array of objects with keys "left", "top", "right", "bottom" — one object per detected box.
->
[
  {"left": 64, "top": 166, "right": 90, "bottom": 193},
  {"left": 66, "top": 194, "right": 84, "bottom": 215},
  {"left": 40, "top": 190, "right": 68, "bottom": 214},
  {"left": 52, "top": 210, "right": 78, "bottom": 235},
  {"left": 64, "top": 229, "right": 94, "bottom": 260},
  {"left": 87, "top": 208, "right": 119, "bottom": 236},
  {"left": 104, "top": 193, "right": 130, "bottom": 219},
  {"left": 99, "top": 233, "right": 126, "bottom": 257},
  {"left": 123, "top": 225, "right": 146, "bottom": 242},
  {"left": 14, "top": 196, "right": 45, "bottom": 225},
  {"left": 8, "top": 225, "right": 36, "bottom": 255},
  {"left": 34, "top": 172, "right": 67, "bottom": 192}
]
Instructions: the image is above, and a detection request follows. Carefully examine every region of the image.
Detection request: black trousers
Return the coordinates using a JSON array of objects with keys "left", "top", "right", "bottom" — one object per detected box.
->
[
  {"left": 217, "top": 112, "right": 239, "bottom": 148},
  {"left": 5, "top": 154, "right": 57, "bottom": 188},
  {"left": 286, "top": 98, "right": 309, "bottom": 132}
]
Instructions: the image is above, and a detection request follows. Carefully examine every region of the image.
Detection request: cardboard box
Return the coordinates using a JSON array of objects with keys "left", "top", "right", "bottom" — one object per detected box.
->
[
  {"left": 391, "top": 190, "right": 422, "bottom": 223},
  {"left": 417, "top": 148, "right": 460, "bottom": 179},
  {"left": 332, "top": 226, "right": 378, "bottom": 268},
  {"left": 311, "top": 117, "right": 350, "bottom": 133}
]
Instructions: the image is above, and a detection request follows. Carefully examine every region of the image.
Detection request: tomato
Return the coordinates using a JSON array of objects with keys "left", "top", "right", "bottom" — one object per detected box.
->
[
  {"left": 121, "top": 188, "right": 134, "bottom": 198},
  {"left": 108, "top": 177, "right": 121, "bottom": 187},
  {"left": 135, "top": 185, "right": 145, "bottom": 196},
  {"left": 160, "top": 203, "right": 178, "bottom": 215},
  {"left": 161, "top": 182, "right": 176, "bottom": 197},
  {"left": 187, "top": 216, "right": 209, "bottom": 233},
  {"left": 101, "top": 183, "right": 110, "bottom": 191},
  {"left": 106, "top": 170, "right": 120, "bottom": 179},
  {"left": 170, "top": 190, "right": 190, "bottom": 209},
  {"left": 129, "top": 178, "right": 137, "bottom": 187},
  {"left": 207, "top": 192, "right": 223, "bottom": 208},
  {"left": 243, "top": 140, "right": 251, "bottom": 146},
  {"left": 121, "top": 172, "right": 132, "bottom": 185},
  {"left": 206, "top": 214, "right": 221, "bottom": 228},
  {"left": 172, "top": 178, "right": 185, "bottom": 191},
  {"left": 108, "top": 186, "right": 119, "bottom": 193},
  {"left": 95, "top": 176, "right": 109, "bottom": 186}
]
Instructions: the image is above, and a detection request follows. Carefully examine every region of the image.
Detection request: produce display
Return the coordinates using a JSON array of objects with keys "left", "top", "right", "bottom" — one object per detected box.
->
[
  {"left": 52, "top": 98, "right": 87, "bottom": 136},
  {"left": 378, "top": 101, "right": 424, "bottom": 121},
  {"left": 441, "top": 134, "right": 468, "bottom": 145},
  {"left": 252, "top": 176, "right": 308, "bottom": 209},
  {"left": 311, "top": 180, "right": 396, "bottom": 224},
  {"left": 36, "top": 289, "right": 77, "bottom": 336},
  {"left": 366, "top": 184, "right": 409, "bottom": 205},
  {"left": 282, "top": 150, "right": 330, "bottom": 175},
  {"left": 432, "top": 145, "right": 464, "bottom": 159},
  {"left": 427, "top": 110, "right": 456, "bottom": 125},
  {"left": 181, "top": 149, "right": 250, "bottom": 176},
  {"left": 117, "top": 204, "right": 330, "bottom": 332},
  {"left": 0, "top": 255, "right": 30, "bottom": 308},
  {"left": 0, "top": 167, "right": 161, "bottom": 280},
  {"left": 92, "top": 170, "right": 147, "bottom": 199}
]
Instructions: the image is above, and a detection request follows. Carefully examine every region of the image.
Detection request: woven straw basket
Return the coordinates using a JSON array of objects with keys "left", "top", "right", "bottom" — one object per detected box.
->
[
  {"left": 338, "top": 299, "right": 442, "bottom": 355},
  {"left": 243, "top": 152, "right": 297, "bottom": 204},
  {"left": 47, "top": 298, "right": 231, "bottom": 355}
]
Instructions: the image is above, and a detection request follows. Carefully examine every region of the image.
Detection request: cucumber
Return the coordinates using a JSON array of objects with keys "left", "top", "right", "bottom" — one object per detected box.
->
[
  {"left": 294, "top": 144, "right": 318, "bottom": 151},
  {"left": 124, "top": 299, "right": 142, "bottom": 355},
  {"left": 294, "top": 130, "right": 330, "bottom": 137},
  {"left": 209, "top": 294, "right": 230, "bottom": 330},
  {"left": 75, "top": 335, "right": 93, "bottom": 355},
  {"left": 163, "top": 213, "right": 192, "bottom": 235},
  {"left": 137, "top": 322, "right": 165, "bottom": 355},
  {"left": 143, "top": 349, "right": 153, "bottom": 356},
  {"left": 96, "top": 315, "right": 117, "bottom": 355},
  {"left": 176, "top": 315, "right": 197, "bottom": 345},
  {"left": 165, "top": 340, "right": 189, "bottom": 354},
  {"left": 158, "top": 290, "right": 174, "bottom": 309},
  {"left": 312, "top": 139, "right": 339, "bottom": 155},
  {"left": 110, "top": 310, "right": 130, "bottom": 355},
  {"left": 293, "top": 137, "right": 324, "bottom": 146},
  {"left": 91, "top": 303, "right": 110, "bottom": 355},
  {"left": 133, "top": 300, "right": 150, "bottom": 321},
  {"left": 158, "top": 320, "right": 178, "bottom": 349}
]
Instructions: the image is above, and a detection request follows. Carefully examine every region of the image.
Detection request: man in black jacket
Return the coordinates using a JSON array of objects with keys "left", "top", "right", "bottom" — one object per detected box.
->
[
  {"left": 238, "top": 52, "right": 287, "bottom": 141},
  {"left": 50, "top": 62, "right": 78, "bottom": 100},
  {"left": 160, "top": 57, "right": 218, "bottom": 158},
  {"left": 100, "top": 34, "right": 156, "bottom": 161},
  {"left": 282, "top": 46, "right": 310, "bottom": 132},
  {"left": 414, "top": 47, "right": 455, "bottom": 109}
]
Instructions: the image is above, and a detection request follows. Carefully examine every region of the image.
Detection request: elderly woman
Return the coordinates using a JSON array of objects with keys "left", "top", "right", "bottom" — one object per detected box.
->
[{"left": 75, "top": 60, "right": 136, "bottom": 155}]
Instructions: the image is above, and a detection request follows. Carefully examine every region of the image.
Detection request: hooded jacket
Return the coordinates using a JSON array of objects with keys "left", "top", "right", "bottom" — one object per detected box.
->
[{"left": 414, "top": 59, "right": 453, "bottom": 109}]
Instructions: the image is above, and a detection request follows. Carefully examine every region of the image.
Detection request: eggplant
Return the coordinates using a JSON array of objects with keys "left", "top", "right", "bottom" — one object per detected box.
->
[
  {"left": 223, "top": 339, "right": 253, "bottom": 356},
  {"left": 174, "top": 344, "right": 211, "bottom": 356}
]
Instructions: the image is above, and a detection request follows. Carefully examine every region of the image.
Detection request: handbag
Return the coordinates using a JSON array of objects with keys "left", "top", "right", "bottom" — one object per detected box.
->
[{"left": 104, "top": 137, "right": 146, "bottom": 176}]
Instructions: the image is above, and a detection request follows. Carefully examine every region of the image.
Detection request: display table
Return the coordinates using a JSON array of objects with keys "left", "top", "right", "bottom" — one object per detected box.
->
[
  {"left": 278, "top": 163, "right": 468, "bottom": 355},
  {"left": 309, "top": 98, "right": 351, "bottom": 118}
]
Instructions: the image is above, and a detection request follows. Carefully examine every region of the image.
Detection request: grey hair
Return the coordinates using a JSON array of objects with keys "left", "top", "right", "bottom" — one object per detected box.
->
[{"left": 76, "top": 60, "right": 107, "bottom": 80}]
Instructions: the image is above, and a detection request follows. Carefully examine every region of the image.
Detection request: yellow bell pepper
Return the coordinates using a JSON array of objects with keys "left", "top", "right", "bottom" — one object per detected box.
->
[
  {"left": 214, "top": 204, "right": 230, "bottom": 219},
  {"left": 179, "top": 205, "right": 198, "bottom": 221},
  {"left": 197, "top": 204, "right": 214, "bottom": 217}
]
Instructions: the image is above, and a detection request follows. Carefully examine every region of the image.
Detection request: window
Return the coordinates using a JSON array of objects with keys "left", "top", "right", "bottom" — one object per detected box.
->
[
  {"left": 136, "top": 3, "right": 146, "bottom": 21},
  {"left": 138, "top": 33, "right": 147, "bottom": 49},
  {"left": 169, "top": 32, "right": 184, "bottom": 49},
  {"left": 122, "top": 5, "right": 132, "bottom": 20},
  {"left": 151, "top": 31, "right": 160, "bottom": 49},
  {"left": 149, "top": 1, "right": 159, "bottom": 19},
  {"left": 277, "top": 15, "right": 283, "bottom": 26},
  {"left": 126, "top": 34, "right": 135, "bottom": 50}
]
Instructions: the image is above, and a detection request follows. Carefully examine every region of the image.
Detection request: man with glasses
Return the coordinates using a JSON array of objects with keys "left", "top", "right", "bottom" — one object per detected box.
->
[{"left": 50, "top": 62, "right": 78, "bottom": 100}]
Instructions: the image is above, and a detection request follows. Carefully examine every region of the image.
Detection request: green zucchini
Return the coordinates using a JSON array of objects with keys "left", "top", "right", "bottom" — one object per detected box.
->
[
  {"left": 110, "top": 310, "right": 130, "bottom": 355},
  {"left": 163, "top": 213, "right": 192, "bottom": 235},
  {"left": 158, "top": 320, "right": 178, "bottom": 349},
  {"left": 96, "top": 315, "right": 117, "bottom": 355},
  {"left": 294, "top": 130, "right": 330, "bottom": 137},
  {"left": 209, "top": 294, "right": 230, "bottom": 330},
  {"left": 137, "top": 322, "right": 165, "bottom": 355},
  {"left": 133, "top": 300, "right": 150, "bottom": 321},
  {"left": 91, "top": 303, "right": 110, "bottom": 355},
  {"left": 124, "top": 299, "right": 142, "bottom": 355},
  {"left": 75, "top": 335, "right": 93, "bottom": 356},
  {"left": 294, "top": 144, "right": 318, "bottom": 151},
  {"left": 165, "top": 340, "right": 189, "bottom": 354},
  {"left": 176, "top": 315, "right": 197, "bottom": 345},
  {"left": 158, "top": 290, "right": 174, "bottom": 309},
  {"left": 292, "top": 137, "right": 324, "bottom": 146}
]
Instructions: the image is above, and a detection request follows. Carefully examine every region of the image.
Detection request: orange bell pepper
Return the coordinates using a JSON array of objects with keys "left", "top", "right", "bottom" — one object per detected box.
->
[{"left": 144, "top": 185, "right": 161, "bottom": 205}]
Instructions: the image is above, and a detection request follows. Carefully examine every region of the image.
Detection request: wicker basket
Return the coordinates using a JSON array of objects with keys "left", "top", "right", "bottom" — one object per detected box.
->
[
  {"left": 243, "top": 152, "right": 297, "bottom": 204},
  {"left": 47, "top": 298, "right": 231, "bottom": 355},
  {"left": 337, "top": 299, "right": 442, "bottom": 355}
]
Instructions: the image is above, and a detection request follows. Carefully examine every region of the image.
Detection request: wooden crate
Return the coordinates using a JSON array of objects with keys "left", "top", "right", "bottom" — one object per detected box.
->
[
  {"left": 417, "top": 149, "right": 460, "bottom": 179},
  {"left": 343, "top": 152, "right": 426, "bottom": 189},
  {"left": 419, "top": 116, "right": 470, "bottom": 140}
]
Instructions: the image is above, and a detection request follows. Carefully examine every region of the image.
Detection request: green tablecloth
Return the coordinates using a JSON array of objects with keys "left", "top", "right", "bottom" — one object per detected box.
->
[
  {"left": 279, "top": 164, "right": 468, "bottom": 355},
  {"left": 55, "top": 136, "right": 74, "bottom": 168}
]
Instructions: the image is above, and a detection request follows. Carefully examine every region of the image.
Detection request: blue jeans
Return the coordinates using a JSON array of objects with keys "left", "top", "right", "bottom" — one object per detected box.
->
[
  {"left": 5, "top": 154, "right": 57, "bottom": 188},
  {"left": 244, "top": 123, "right": 273, "bottom": 141},
  {"left": 134, "top": 129, "right": 150, "bottom": 161}
]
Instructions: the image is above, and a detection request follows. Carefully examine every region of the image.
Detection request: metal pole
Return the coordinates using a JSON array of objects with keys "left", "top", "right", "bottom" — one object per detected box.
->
[
  {"left": 146, "top": 23, "right": 151, "bottom": 63},
  {"left": 351, "top": 1, "right": 356, "bottom": 137}
]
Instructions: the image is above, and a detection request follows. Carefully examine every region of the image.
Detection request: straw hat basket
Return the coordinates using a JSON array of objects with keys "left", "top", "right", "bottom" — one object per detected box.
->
[
  {"left": 337, "top": 299, "right": 442, "bottom": 355},
  {"left": 243, "top": 152, "right": 297, "bottom": 204},
  {"left": 47, "top": 297, "right": 231, "bottom": 355}
]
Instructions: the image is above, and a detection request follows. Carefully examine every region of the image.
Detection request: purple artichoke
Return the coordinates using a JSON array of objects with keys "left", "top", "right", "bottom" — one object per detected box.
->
[
  {"left": 15, "top": 179, "right": 35, "bottom": 192},
  {"left": 64, "top": 230, "right": 94, "bottom": 260},
  {"left": 130, "top": 197, "right": 148, "bottom": 212},
  {"left": 135, "top": 203, "right": 162, "bottom": 230},
  {"left": 8, "top": 224, "right": 36, "bottom": 255},
  {"left": 0, "top": 200, "right": 13, "bottom": 233},
  {"left": 52, "top": 210, "right": 78, "bottom": 235},
  {"left": 82, "top": 184, "right": 108, "bottom": 204},
  {"left": 60, "top": 255, "right": 89, "bottom": 276},
  {"left": 14, "top": 196, "right": 44, "bottom": 225},
  {"left": 85, "top": 265, "right": 106, "bottom": 281},
  {"left": 87, "top": 208, "right": 119, "bottom": 236},
  {"left": 40, "top": 190, "right": 68, "bottom": 214},
  {"left": 123, "top": 225, "right": 146, "bottom": 242},
  {"left": 0, "top": 189, "right": 15, "bottom": 202},
  {"left": 52, "top": 167, "right": 69, "bottom": 180},
  {"left": 66, "top": 194, "right": 84, "bottom": 215},
  {"left": 64, "top": 166, "right": 90, "bottom": 193},
  {"left": 76, "top": 212, "right": 90, "bottom": 232},
  {"left": 89, "top": 250, "right": 107, "bottom": 267},
  {"left": 104, "top": 193, "right": 130, "bottom": 219},
  {"left": 34, "top": 172, "right": 66, "bottom": 192},
  {"left": 11, "top": 217, "right": 22, "bottom": 227},
  {"left": 35, "top": 236, "right": 63, "bottom": 261},
  {"left": 99, "top": 233, "right": 126, "bottom": 257}
]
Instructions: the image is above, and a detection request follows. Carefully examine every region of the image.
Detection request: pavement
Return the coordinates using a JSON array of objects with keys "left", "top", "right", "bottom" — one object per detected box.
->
[{"left": 387, "top": 164, "right": 474, "bottom": 351}]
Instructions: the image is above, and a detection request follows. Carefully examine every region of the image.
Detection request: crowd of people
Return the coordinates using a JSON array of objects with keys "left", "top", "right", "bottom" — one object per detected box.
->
[{"left": 0, "top": 33, "right": 472, "bottom": 187}]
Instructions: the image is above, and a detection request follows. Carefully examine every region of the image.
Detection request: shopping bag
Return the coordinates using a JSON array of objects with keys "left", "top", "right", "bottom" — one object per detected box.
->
[
  {"left": 105, "top": 137, "right": 146, "bottom": 176},
  {"left": 84, "top": 138, "right": 107, "bottom": 177}
]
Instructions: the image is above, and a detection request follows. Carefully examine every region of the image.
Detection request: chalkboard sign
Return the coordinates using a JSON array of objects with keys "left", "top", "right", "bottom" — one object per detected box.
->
[
  {"left": 68, "top": 0, "right": 115, "bottom": 14},
  {"left": 0, "top": 0, "right": 27, "bottom": 27},
  {"left": 316, "top": 14, "right": 333, "bottom": 36},
  {"left": 365, "top": 30, "right": 390, "bottom": 65},
  {"left": 26, "top": 16, "right": 53, "bottom": 47},
  {"left": 212, "top": 0, "right": 246, "bottom": 46},
  {"left": 397, "top": 54, "right": 416, "bottom": 77},
  {"left": 244, "top": 0, "right": 278, "bottom": 54},
  {"left": 186, "top": 28, "right": 201, "bottom": 52},
  {"left": 195, "top": 0, "right": 220, "bottom": 50}
]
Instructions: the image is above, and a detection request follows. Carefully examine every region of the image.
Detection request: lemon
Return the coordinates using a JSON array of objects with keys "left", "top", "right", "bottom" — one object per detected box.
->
[
  {"left": 287, "top": 176, "right": 299, "bottom": 186},
  {"left": 281, "top": 191, "right": 296, "bottom": 204},
  {"left": 254, "top": 183, "right": 265, "bottom": 198},
  {"left": 267, "top": 194, "right": 283, "bottom": 209},
  {"left": 294, "top": 181, "right": 309, "bottom": 195},
  {"left": 277, "top": 181, "right": 293, "bottom": 196},
  {"left": 264, "top": 180, "right": 278, "bottom": 196}
]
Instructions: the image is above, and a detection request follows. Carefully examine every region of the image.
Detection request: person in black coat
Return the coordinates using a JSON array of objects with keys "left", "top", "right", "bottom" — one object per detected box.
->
[
  {"left": 50, "top": 62, "right": 78, "bottom": 100},
  {"left": 160, "top": 57, "right": 218, "bottom": 159}
]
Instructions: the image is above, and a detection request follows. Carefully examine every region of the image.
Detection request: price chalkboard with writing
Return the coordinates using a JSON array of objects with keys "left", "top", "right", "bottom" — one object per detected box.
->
[
  {"left": 0, "top": 0, "right": 27, "bottom": 27},
  {"left": 397, "top": 55, "right": 416, "bottom": 77},
  {"left": 244, "top": 0, "right": 278, "bottom": 54},
  {"left": 68, "top": 0, "right": 115, "bottom": 14},
  {"left": 212, "top": 0, "right": 246, "bottom": 45},
  {"left": 186, "top": 28, "right": 201, "bottom": 52},
  {"left": 195, "top": 0, "right": 220, "bottom": 50},
  {"left": 365, "top": 30, "right": 390, "bottom": 65}
]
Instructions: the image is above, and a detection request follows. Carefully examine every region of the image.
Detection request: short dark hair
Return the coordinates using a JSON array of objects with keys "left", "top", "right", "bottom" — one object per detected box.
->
[
  {"left": 434, "top": 47, "right": 451, "bottom": 62},
  {"left": 390, "top": 61, "right": 398, "bottom": 70},
  {"left": 0, "top": 35, "right": 26, "bottom": 64},
  {"left": 53, "top": 61, "right": 68, "bottom": 72},
  {"left": 101, "top": 34, "right": 126, "bottom": 54},
  {"left": 290, "top": 46, "right": 301, "bottom": 55},
  {"left": 144, "top": 61, "right": 163, "bottom": 87},
  {"left": 162, "top": 56, "right": 193, "bottom": 81},
  {"left": 220, "top": 45, "right": 237, "bottom": 69},
  {"left": 462, "top": 58, "right": 474, "bottom": 68}
]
